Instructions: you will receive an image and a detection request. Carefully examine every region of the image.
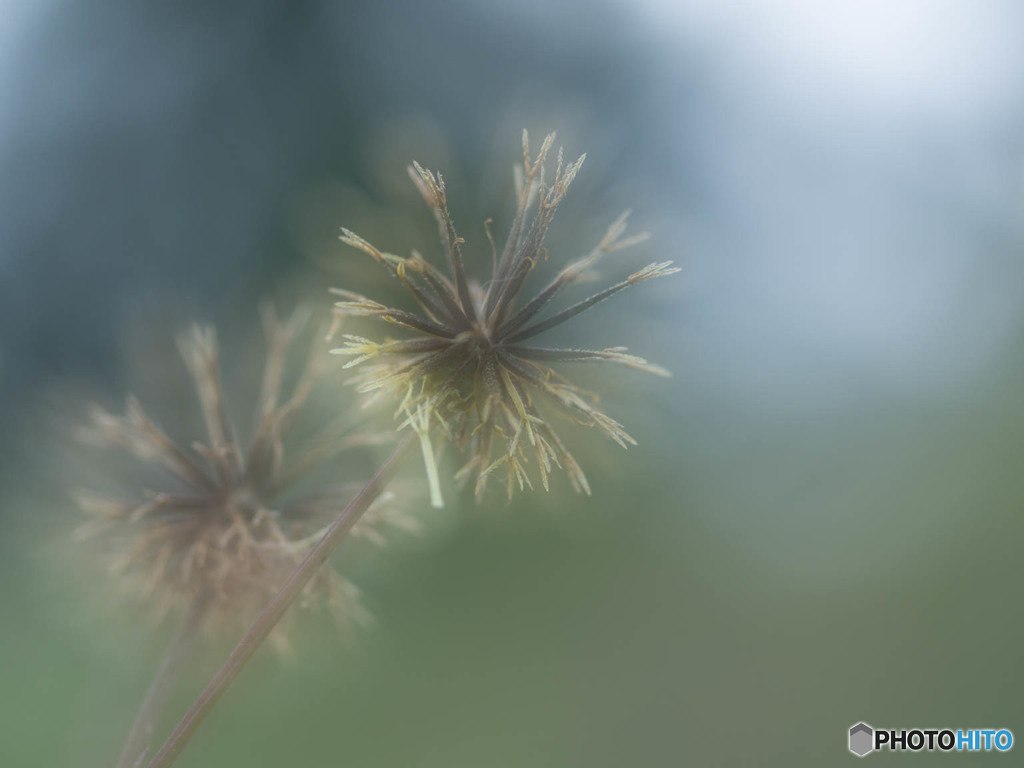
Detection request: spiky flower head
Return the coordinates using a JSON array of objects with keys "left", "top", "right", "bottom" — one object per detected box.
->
[
  {"left": 332, "top": 131, "right": 678, "bottom": 505},
  {"left": 75, "top": 307, "right": 404, "bottom": 643}
]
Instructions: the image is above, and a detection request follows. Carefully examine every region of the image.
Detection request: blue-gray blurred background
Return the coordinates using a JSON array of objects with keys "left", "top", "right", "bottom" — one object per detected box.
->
[{"left": 3, "top": 1, "right": 1024, "bottom": 765}]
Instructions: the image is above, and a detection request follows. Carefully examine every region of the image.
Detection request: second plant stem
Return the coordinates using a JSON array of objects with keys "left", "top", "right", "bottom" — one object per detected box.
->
[
  {"left": 115, "top": 594, "right": 208, "bottom": 768},
  {"left": 144, "top": 433, "right": 416, "bottom": 768}
]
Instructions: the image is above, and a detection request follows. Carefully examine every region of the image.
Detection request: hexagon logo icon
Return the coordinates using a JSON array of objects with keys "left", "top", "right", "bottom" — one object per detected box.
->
[{"left": 849, "top": 722, "right": 874, "bottom": 757}]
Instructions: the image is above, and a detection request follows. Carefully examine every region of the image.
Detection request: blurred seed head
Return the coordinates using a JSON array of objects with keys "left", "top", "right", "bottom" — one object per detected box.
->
[
  {"left": 74, "top": 306, "right": 410, "bottom": 645},
  {"left": 332, "top": 131, "right": 678, "bottom": 504}
]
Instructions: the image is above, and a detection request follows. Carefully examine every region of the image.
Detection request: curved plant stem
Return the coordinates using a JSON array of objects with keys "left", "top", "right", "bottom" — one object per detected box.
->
[
  {"left": 115, "top": 595, "right": 208, "bottom": 768},
  {"left": 145, "top": 434, "right": 416, "bottom": 768}
]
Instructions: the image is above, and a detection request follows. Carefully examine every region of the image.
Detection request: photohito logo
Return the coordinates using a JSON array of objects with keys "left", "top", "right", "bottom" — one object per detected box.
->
[{"left": 848, "top": 723, "right": 1013, "bottom": 757}]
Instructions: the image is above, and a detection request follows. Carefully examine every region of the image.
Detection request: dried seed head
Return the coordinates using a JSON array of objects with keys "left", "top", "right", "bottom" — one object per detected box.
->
[
  {"left": 75, "top": 306, "right": 408, "bottom": 642},
  {"left": 333, "top": 131, "right": 678, "bottom": 504}
]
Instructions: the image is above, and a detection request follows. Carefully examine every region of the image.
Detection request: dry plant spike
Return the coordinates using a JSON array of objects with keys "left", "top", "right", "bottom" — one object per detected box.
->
[
  {"left": 333, "top": 130, "right": 678, "bottom": 502},
  {"left": 77, "top": 308, "right": 412, "bottom": 642}
]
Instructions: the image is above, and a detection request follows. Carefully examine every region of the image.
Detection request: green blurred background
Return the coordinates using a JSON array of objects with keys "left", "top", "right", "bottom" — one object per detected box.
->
[{"left": 3, "top": 1, "right": 1024, "bottom": 765}]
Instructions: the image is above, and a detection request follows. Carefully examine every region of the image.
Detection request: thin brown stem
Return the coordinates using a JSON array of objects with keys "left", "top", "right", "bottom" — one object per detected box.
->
[
  {"left": 144, "top": 434, "right": 416, "bottom": 768},
  {"left": 115, "top": 595, "right": 208, "bottom": 768}
]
